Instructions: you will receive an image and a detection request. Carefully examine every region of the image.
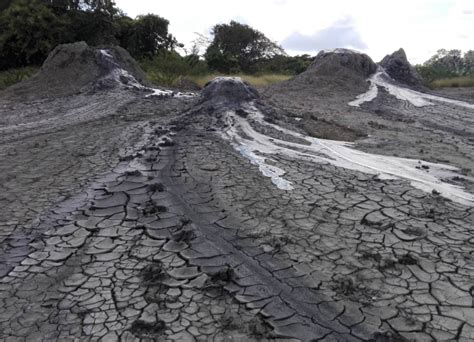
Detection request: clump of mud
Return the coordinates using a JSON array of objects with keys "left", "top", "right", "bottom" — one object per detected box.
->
[
  {"left": 2, "top": 41, "right": 150, "bottom": 99},
  {"left": 379, "top": 48, "right": 425, "bottom": 89},
  {"left": 201, "top": 77, "right": 259, "bottom": 109}
]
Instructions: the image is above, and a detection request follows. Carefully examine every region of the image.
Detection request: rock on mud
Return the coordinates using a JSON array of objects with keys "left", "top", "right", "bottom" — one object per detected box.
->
[
  {"left": 200, "top": 77, "right": 259, "bottom": 108},
  {"left": 379, "top": 48, "right": 425, "bottom": 89},
  {"left": 2, "top": 41, "right": 149, "bottom": 99}
]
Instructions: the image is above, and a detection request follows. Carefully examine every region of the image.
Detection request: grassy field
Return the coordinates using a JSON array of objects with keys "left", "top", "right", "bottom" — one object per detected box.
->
[
  {"left": 430, "top": 76, "right": 474, "bottom": 88},
  {"left": 0, "top": 67, "right": 39, "bottom": 90},
  {"left": 187, "top": 73, "right": 292, "bottom": 88}
]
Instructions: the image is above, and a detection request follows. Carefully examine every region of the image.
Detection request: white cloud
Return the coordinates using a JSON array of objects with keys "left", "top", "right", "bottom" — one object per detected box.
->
[
  {"left": 282, "top": 17, "right": 367, "bottom": 53},
  {"left": 114, "top": 0, "right": 474, "bottom": 64}
]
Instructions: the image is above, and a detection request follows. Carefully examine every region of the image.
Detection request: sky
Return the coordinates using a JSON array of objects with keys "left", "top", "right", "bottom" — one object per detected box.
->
[{"left": 114, "top": 0, "right": 474, "bottom": 64}]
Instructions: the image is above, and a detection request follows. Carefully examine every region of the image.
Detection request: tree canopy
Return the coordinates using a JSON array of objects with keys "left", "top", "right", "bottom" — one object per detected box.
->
[
  {"left": 0, "top": 2, "right": 312, "bottom": 78},
  {"left": 119, "top": 14, "right": 180, "bottom": 59},
  {"left": 416, "top": 49, "right": 474, "bottom": 83},
  {"left": 0, "top": 0, "right": 179, "bottom": 69},
  {"left": 205, "top": 21, "right": 285, "bottom": 73},
  {"left": 0, "top": 0, "right": 71, "bottom": 69}
]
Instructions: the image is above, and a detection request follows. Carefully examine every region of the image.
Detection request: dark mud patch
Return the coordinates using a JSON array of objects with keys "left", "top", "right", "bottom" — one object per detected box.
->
[
  {"left": 302, "top": 114, "right": 366, "bottom": 141},
  {"left": 129, "top": 319, "right": 166, "bottom": 338},
  {"left": 369, "top": 331, "right": 408, "bottom": 342},
  {"left": 140, "top": 262, "right": 166, "bottom": 284}
]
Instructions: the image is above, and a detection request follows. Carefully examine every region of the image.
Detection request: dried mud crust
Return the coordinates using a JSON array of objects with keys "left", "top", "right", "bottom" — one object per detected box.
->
[
  {"left": 1, "top": 74, "right": 474, "bottom": 340},
  {"left": 0, "top": 90, "right": 194, "bottom": 278},
  {"left": 1, "top": 109, "right": 473, "bottom": 340},
  {"left": 0, "top": 123, "right": 276, "bottom": 341},
  {"left": 174, "top": 129, "right": 474, "bottom": 341}
]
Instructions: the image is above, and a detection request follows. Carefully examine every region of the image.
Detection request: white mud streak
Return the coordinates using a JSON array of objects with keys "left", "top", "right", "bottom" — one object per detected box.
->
[
  {"left": 222, "top": 106, "right": 474, "bottom": 206},
  {"left": 99, "top": 49, "right": 196, "bottom": 98},
  {"left": 349, "top": 67, "right": 474, "bottom": 110}
]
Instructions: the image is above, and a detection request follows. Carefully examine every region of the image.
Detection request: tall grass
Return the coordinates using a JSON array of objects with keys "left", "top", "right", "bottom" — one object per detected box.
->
[
  {"left": 430, "top": 76, "right": 474, "bottom": 88},
  {"left": 188, "top": 73, "right": 292, "bottom": 88},
  {"left": 139, "top": 53, "right": 292, "bottom": 89},
  {"left": 0, "top": 67, "right": 38, "bottom": 90}
]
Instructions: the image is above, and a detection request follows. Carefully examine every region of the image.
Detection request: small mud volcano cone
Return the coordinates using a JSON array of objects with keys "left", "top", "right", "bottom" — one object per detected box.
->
[
  {"left": 379, "top": 48, "right": 425, "bottom": 89},
  {"left": 200, "top": 77, "right": 260, "bottom": 109}
]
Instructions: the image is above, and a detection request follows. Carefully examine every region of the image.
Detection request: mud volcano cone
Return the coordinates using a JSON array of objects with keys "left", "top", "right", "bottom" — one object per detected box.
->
[
  {"left": 201, "top": 77, "right": 259, "bottom": 109},
  {"left": 379, "top": 48, "right": 425, "bottom": 89},
  {"left": 266, "top": 49, "right": 377, "bottom": 97},
  {"left": 2, "top": 41, "right": 150, "bottom": 99}
]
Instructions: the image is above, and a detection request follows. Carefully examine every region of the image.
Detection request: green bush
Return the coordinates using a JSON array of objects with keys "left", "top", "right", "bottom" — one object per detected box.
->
[
  {"left": 139, "top": 51, "right": 209, "bottom": 87},
  {"left": 416, "top": 49, "right": 474, "bottom": 87},
  {"left": 255, "top": 55, "right": 313, "bottom": 75},
  {"left": 0, "top": 1, "right": 179, "bottom": 70},
  {"left": 0, "top": 66, "right": 38, "bottom": 90},
  {"left": 0, "top": 0, "right": 72, "bottom": 69}
]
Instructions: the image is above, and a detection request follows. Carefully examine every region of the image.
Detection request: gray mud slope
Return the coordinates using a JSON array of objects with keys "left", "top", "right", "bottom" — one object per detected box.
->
[
  {"left": 268, "top": 49, "right": 376, "bottom": 96},
  {"left": 0, "top": 47, "right": 474, "bottom": 342},
  {"left": 262, "top": 50, "right": 474, "bottom": 189},
  {"left": 262, "top": 49, "right": 377, "bottom": 141}
]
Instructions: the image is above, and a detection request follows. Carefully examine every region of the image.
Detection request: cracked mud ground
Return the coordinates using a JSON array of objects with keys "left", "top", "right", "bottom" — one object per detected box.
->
[{"left": 1, "top": 76, "right": 474, "bottom": 340}]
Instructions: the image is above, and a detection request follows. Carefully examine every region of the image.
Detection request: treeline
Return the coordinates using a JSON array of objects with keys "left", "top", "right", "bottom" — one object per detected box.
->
[
  {"left": 0, "top": 1, "right": 312, "bottom": 80},
  {"left": 0, "top": 0, "right": 180, "bottom": 69},
  {"left": 416, "top": 49, "right": 474, "bottom": 85},
  {"left": 4, "top": 1, "right": 469, "bottom": 89}
]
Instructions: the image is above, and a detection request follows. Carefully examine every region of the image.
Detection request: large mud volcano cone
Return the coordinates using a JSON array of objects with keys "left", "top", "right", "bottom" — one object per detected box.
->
[
  {"left": 201, "top": 77, "right": 259, "bottom": 109},
  {"left": 267, "top": 49, "right": 377, "bottom": 96},
  {"left": 379, "top": 48, "right": 425, "bottom": 89},
  {"left": 2, "top": 41, "right": 149, "bottom": 99}
]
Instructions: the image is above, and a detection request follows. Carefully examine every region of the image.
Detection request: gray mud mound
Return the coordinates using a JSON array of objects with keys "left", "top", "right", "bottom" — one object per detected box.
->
[
  {"left": 2, "top": 41, "right": 149, "bottom": 100},
  {"left": 201, "top": 77, "right": 259, "bottom": 108},
  {"left": 308, "top": 49, "right": 376, "bottom": 82},
  {"left": 379, "top": 48, "right": 425, "bottom": 89},
  {"left": 269, "top": 49, "right": 377, "bottom": 96},
  {"left": 262, "top": 49, "right": 377, "bottom": 141},
  {"left": 177, "top": 77, "right": 260, "bottom": 131}
]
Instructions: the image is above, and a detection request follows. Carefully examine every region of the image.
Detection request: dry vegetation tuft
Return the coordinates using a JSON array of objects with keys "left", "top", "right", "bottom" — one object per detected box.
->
[
  {"left": 188, "top": 73, "right": 292, "bottom": 88},
  {"left": 430, "top": 76, "right": 474, "bottom": 88}
]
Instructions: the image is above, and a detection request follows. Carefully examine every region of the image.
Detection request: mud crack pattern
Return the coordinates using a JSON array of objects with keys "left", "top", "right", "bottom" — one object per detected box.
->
[{"left": 0, "top": 88, "right": 473, "bottom": 341}]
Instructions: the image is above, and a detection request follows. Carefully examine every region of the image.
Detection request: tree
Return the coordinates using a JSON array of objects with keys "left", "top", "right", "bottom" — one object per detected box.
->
[
  {"left": 205, "top": 21, "right": 285, "bottom": 73},
  {"left": 416, "top": 48, "right": 474, "bottom": 84},
  {"left": 67, "top": 8, "right": 117, "bottom": 45},
  {"left": 0, "top": 0, "right": 179, "bottom": 69},
  {"left": 424, "top": 49, "right": 464, "bottom": 75},
  {"left": 119, "top": 14, "right": 179, "bottom": 59},
  {"left": 41, "top": 0, "right": 117, "bottom": 15},
  {"left": 463, "top": 50, "right": 474, "bottom": 74},
  {"left": 0, "top": 0, "right": 71, "bottom": 69},
  {"left": 0, "top": 0, "right": 14, "bottom": 12}
]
